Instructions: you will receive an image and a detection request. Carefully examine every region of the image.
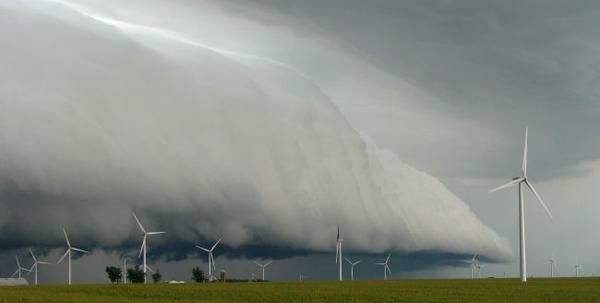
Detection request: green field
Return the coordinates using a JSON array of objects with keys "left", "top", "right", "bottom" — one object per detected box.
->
[{"left": 1, "top": 279, "right": 599, "bottom": 303}]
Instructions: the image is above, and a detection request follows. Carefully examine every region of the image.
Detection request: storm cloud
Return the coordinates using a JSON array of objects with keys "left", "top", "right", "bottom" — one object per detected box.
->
[{"left": 0, "top": 0, "right": 511, "bottom": 269}]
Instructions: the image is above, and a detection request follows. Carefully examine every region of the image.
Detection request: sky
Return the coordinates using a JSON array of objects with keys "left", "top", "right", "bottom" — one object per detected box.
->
[{"left": 1, "top": 0, "right": 600, "bottom": 283}]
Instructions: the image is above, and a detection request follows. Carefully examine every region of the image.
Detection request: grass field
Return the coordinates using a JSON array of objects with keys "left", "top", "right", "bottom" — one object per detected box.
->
[{"left": 1, "top": 279, "right": 599, "bottom": 303}]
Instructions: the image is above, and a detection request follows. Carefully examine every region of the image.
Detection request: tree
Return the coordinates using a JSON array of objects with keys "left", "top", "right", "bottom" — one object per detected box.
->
[
  {"left": 192, "top": 267, "right": 205, "bottom": 283},
  {"left": 152, "top": 271, "right": 162, "bottom": 283},
  {"left": 127, "top": 266, "right": 145, "bottom": 283},
  {"left": 105, "top": 266, "right": 122, "bottom": 284}
]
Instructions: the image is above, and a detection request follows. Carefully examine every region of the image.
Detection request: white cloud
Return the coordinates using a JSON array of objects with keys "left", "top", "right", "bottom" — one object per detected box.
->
[{"left": 0, "top": 0, "right": 510, "bottom": 263}]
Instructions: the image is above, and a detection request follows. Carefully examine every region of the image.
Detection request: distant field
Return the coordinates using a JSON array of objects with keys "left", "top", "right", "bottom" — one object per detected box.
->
[{"left": 1, "top": 279, "right": 599, "bottom": 303}]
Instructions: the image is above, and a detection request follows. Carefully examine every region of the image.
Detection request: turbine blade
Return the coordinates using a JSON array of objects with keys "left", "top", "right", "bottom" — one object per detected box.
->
[
  {"left": 29, "top": 249, "right": 37, "bottom": 262},
  {"left": 253, "top": 261, "right": 262, "bottom": 267},
  {"left": 38, "top": 261, "right": 51, "bottom": 265},
  {"left": 146, "top": 265, "right": 155, "bottom": 274},
  {"left": 27, "top": 265, "right": 35, "bottom": 275},
  {"left": 355, "top": 260, "right": 362, "bottom": 265},
  {"left": 132, "top": 212, "right": 146, "bottom": 234},
  {"left": 525, "top": 180, "right": 553, "bottom": 218},
  {"left": 138, "top": 236, "right": 146, "bottom": 258},
  {"left": 72, "top": 247, "right": 89, "bottom": 254},
  {"left": 489, "top": 178, "right": 524, "bottom": 193},
  {"left": 335, "top": 244, "right": 339, "bottom": 264},
  {"left": 210, "top": 253, "right": 216, "bottom": 270},
  {"left": 386, "top": 264, "right": 392, "bottom": 274},
  {"left": 265, "top": 261, "right": 272, "bottom": 267},
  {"left": 345, "top": 257, "right": 351, "bottom": 265},
  {"left": 386, "top": 254, "right": 391, "bottom": 263},
  {"left": 15, "top": 256, "right": 20, "bottom": 268},
  {"left": 195, "top": 245, "right": 210, "bottom": 253},
  {"left": 57, "top": 250, "right": 69, "bottom": 264},
  {"left": 147, "top": 232, "right": 166, "bottom": 235},
  {"left": 211, "top": 239, "right": 222, "bottom": 251},
  {"left": 471, "top": 254, "right": 478, "bottom": 262},
  {"left": 375, "top": 263, "right": 385, "bottom": 265},
  {"left": 10, "top": 270, "right": 19, "bottom": 278},
  {"left": 63, "top": 228, "right": 71, "bottom": 248},
  {"left": 522, "top": 127, "right": 528, "bottom": 176}
]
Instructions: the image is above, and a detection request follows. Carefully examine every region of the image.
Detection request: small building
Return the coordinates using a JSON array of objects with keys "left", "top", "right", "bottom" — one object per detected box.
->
[{"left": 219, "top": 270, "right": 226, "bottom": 282}]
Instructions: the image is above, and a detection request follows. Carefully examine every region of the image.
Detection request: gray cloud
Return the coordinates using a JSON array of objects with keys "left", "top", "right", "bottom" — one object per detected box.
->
[{"left": 0, "top": 0, "right": 511, "bottom": 278}]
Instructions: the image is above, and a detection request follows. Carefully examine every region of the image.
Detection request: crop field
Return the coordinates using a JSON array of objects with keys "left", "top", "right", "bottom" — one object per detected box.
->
[{"left": 1, "top": 279, "right": 599, "bottom": 303}]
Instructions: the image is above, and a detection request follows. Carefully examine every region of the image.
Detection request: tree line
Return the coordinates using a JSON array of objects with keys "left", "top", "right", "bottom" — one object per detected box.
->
[{"left": 105, "top": 266, "right": 206, "bottom": 283}]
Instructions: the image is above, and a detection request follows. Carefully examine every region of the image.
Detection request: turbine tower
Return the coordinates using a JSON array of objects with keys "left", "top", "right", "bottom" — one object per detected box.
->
[
  {"left": 335, "top": 227, "right": 343, "bottom": 281},
  {"left": 489, "top": 128, "right": 553, "bottom": 282},
  {"left": 122, "top": 257, "right": 129, "bottom": 284},
  {"left": 345, "top": 258, "right": 361, "bottom": 281},
  {"left": 57, "top": 228, "right": 89, "bottom": 285},
  {"left": 132, "top": 212, "right": 166, "bottom": 284},
  {"left": 195, "top": 239, "right": 221, "bottom": 281},
  {"left": 29, "top": 249, "right": 51, "bottom": 285},
  {"left": 10, "top": 255, "right": 30, "bottom": 279},
  {"left": 375, "top": 254, "right": 392, "bottom": 280},
  {"left": 253, "top": 261, "right": 272, "bottom": 281}
]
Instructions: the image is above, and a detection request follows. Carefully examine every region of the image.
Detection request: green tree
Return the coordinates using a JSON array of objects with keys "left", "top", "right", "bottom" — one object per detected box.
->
[
  {"left": 127, "top": 266, "right": 145, "bottom": 283},
  {"left": 105, "top": 266, "right": 122, "bottom": 284},
  {"left": 152, "top": 271, "right": 162, "bottom": 283},
  {"left": 192, "top": 267, "right": 205, "bottom": 283}
]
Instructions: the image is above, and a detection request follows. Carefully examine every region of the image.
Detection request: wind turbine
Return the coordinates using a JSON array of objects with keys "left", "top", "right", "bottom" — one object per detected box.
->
[
  {"left": 10, "top": 255, "right": 30, "bottom": 279},
  {"left": 574, "top": 257, "right": 584, "bottom": 278},
  {"left": 335, "top": 227, "right": 343, "bottom": 281},
  {"left": 195, "top": 239, "right": 221, "bottom": 281},
  {"left": 489, "top": 128, "right": 553, "bottom": 282},
  {"left": 547, "top": 254, "right": 557, "bottom": 278},
  {"left": 28, "top": 249, "right": 51, "bottom": 285},
  {"left": 476, "top": 262, "right": 487, "bottom": 279},
  {"left": 57, "top": 228, "right": 89, "bottom": 285},
  {"left": 253, "top": 261, "right": 272, "bottom": 281},
  {"left": 375, "top": 254, "right": 392, "bottom": 280},
  {"left": 345, "top": 258, "right": 361, "bottom": 281},
  {"left": 132, "top": 212, "right": 166, "bottom": 284},
  {"left": 467, "top": 255, "right": 478, "bottom": 279}
]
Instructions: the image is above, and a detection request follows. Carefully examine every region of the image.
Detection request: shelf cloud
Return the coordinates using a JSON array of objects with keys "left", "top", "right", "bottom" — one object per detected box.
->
[{"left": 0, "top": 0, "right": 511, "bottom": 263}]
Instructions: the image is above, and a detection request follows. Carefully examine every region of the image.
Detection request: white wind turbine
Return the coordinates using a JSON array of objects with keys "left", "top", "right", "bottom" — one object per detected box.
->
[
  {"left": 467, "top": 255, "right": 478, "bottom": 279},
  {"left": 28, "top": 249, "right": 51, "bottom": 285},
  {"left": 574, "top": 257, "right": 584, "bottom": 278},
  {"left": 345, "top": 258, "right": 361, "bottom": 281},
  {"left": 489, "top": 128, "right": 553, "bottom": 283},
  {"left": 547, "top": 254, "right": 557, "bottom": 278},
  {"left": 476, "top": 262, "right": 486, "bottom": 278},
  {"left": 335, "top": 227, "right": 343, "bottom": 281},
  {"left": 253, "top": 261, "right": 272, "bottom": 281},
  {"left": 195, "top": 239, "right": 221, "bottom": 281},
  {"left": 132, "top": 212, "right": 166, "bottom": 284},
  {"left": 375, "top": 254, "right": 392, "bottom": 280},
  {"left": 57, "top": 228, "right": 89, "bottom": 285},
  {"left": 10, "top": 255, "right": 31, "bottom": 279}
]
